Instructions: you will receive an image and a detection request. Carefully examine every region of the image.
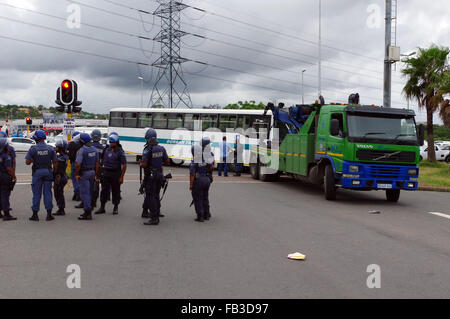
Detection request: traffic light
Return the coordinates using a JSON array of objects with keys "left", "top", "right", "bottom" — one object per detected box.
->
[
  {"left": 55, "top": 79, "right": 82, "bottom": 113},
  {"left": 26, "top": 117, "right": 32, "bottom": 125}
]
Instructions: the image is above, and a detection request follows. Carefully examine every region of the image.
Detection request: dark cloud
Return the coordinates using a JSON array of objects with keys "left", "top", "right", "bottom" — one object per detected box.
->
[{"left": 0, "top": 0, "right": 448, "bottom": 123}]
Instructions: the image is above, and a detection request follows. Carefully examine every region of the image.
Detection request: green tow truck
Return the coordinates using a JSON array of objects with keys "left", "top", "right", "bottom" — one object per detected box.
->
[{"left": 250, "top": 100, "right": 425, "bottom": 202}]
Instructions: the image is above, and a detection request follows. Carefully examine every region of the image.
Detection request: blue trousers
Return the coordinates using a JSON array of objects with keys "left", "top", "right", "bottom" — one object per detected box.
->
[
  {"left": 31, "top": 169, "right": 53, "bottom": 212},
  {"left": 145, "top": 174, "right": 162, "bottom": 219},
  {"left": 79, "top": 170, "right": 95, "bottom": 211},
  {"left": 0, "top": 172, "right": 12, "bottom": 212},
  {"left": 192, "top": 176, "right": 211, "bottom": 216},
  {"left": 218, "top": 158, "right": 228, "bottom": 176},
  {"left": 71, "top": 164, "right": 80, "bottom": 194}
]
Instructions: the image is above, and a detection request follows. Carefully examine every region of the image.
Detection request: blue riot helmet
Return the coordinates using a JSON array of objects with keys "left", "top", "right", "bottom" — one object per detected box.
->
[
  {"left": 0, "top": 131, "right": 7, "bottom": 138},
  {"left": 91, "top": 129, "right": 102, "bottom": 142},
  {"left": 0, "top": 138, "right": 7, "bottom": 152},
  {"left": 201, "top": 137, "right": 211, "bottom": 149},
  {"left": 55, "top": 139, "right": 68, "bottom": 152},
  {"left": 72, "top": 131, "right": 80, "bottom": 138},
  {"left": 109, "top": 134, "right": 120, "bottom": 144},
  {"left": 80, "top": 133, "right": 92, "bottom": 145},
  {"left": 33, "top": 130, "right": 47, "bottom": 141},
  {"left": 145, "top": 128, "right": 158, "bottom": 146}
]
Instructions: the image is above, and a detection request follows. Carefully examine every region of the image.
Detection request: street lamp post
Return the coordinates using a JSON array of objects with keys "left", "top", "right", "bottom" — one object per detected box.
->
[
  {"left": 138, "top": 76, "right": 144, "bottom": 108},
  {"left": 301, "top": 69, "right": 306, "bottom": 104}
]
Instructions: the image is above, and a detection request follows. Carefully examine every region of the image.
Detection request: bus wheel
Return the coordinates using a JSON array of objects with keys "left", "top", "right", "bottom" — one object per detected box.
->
[
  {"left": 324, "top": 164, "right": 337, "bottom": 200},
  {"left": 170, "top": 158, "right": 184, "bottom": 167},
  {"left": 250, "top": 163, "right": 259, "bottom": 180},
  {"left": 386, "top": 189, "right": 400, "bottom": 202}
]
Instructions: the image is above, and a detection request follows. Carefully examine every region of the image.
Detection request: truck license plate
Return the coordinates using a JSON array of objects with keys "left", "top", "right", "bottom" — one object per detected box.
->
[{"left": 378, "top": 184, "right": 393, "bottom": 189}]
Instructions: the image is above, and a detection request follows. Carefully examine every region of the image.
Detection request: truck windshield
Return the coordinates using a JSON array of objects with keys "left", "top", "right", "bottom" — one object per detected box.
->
[{"left": 347, "top": 114, "right": 418, "bottom": 145}]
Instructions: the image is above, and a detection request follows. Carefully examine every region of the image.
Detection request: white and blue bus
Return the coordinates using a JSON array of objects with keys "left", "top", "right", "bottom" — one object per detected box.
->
[{"left": 108, "top": 108, "right": 274, "bottom": 166}]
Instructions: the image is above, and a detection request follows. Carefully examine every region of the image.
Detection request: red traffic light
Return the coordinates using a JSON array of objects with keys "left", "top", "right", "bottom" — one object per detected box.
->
[{"left": 62, "top": 81, "right": 71, "bottom": 89}]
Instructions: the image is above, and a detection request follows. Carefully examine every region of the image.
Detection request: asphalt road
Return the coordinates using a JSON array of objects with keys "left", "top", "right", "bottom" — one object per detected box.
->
[{"left": 0, "top": 153, "right": 449, "bottom": 298}]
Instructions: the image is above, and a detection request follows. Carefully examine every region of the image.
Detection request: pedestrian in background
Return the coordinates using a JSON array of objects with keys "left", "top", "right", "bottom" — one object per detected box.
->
[
  {"left": 25, "top": 130, "right": 57, "bottom": 222},
  {"left": 218, "top": 136, "right": 232, "bottom": 177},
  {"left": 233, "top": 135, "right": 243, "bottom": 177}
]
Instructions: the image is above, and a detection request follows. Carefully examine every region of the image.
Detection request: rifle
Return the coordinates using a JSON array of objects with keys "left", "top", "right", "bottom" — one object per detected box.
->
[{"left": 160, "top": 172, "right": 172, "bottom": 201}]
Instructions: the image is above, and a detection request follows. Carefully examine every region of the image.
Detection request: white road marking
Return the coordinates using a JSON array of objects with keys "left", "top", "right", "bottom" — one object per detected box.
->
[{"left": 429, "top": 212, "right": 450, "bottom": 220}]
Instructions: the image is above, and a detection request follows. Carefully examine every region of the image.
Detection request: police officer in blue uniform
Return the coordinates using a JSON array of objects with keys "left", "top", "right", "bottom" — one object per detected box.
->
[
  {"left": 25, "top": 130, "right": 57, "bottom": 222},
  {"left": 53, "top": 140, "right": 69, "bottom": 216},
  {"left": 0, "top": 138, "right": 17, "bottom": 221},
  {"left": 0, "top": 131, "right": 16, "bottom": 170},
  {"left": 140, "top": 129, "right": 169, "bottom": 226},
  {"left": 201, "top": 137, "right": 214, "bottom": 220},
  {"left": 75, "top": 130, "right": 105, "bottom": 210},
  {"left": 67, "top": 131, "right": 82, "bottom": 201},
  {"left": 75, "top": 133, "right": 99, "bottom": 221},
  {"left": 190, "top": 142, "right": 214, "bottom": 222},
  {"left": 94, "top": 134, "right": 127, "bottom": 215}
]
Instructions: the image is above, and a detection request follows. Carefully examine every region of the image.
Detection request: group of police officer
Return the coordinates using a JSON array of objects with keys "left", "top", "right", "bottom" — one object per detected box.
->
[
  {"left": 0, "top": 127, "right": 215, "bottom": 226},
  {"left": 0, "top": 129, "right": 127, "bottom": 222}
]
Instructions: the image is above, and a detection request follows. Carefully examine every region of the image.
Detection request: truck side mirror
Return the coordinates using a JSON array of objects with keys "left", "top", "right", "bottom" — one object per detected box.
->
[
  {"left": 330, "top": 119, "right": 340, "bottom": 136},
  {"left": 418, "top": 124, "right": 425, "bottom": 146}
]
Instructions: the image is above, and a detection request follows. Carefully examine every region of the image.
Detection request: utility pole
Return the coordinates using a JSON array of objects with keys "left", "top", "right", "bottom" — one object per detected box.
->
[
  {"left": 318, "top": 0, "right": 322, "bottom": 99},
  {"left": 383, "top": 0, "right": 393, "bottom": 108}
]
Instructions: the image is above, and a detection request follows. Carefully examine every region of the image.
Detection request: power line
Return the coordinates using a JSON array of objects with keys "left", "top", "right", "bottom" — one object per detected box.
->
[
  {"left": 0, "top": 2, "right": 406, "bottom": 97},
  {"left": 94, "top": 0, "right": 389, "bottom": 75}
]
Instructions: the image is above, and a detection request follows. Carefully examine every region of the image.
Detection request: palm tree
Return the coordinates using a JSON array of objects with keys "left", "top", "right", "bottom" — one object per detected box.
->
[
  {"left": 437, "top": 72, "right": 450, "bottom": 127},
  {"left": 402, "top": 45, "right": 450, "bottom": 161}
]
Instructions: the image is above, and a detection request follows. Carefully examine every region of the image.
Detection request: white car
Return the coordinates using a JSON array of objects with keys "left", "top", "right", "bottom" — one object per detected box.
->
[
  {"left": 420, "top": 144, "right": 450, "bottom": 162},
  {"left": 46, "top": 135, "right": 65, "bottom": 148},
  {"left": 7, "top": 137, "right": 36, "bottom": 152}
]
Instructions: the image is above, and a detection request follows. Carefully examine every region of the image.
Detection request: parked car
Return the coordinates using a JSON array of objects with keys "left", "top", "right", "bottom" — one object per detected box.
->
[
  {"left": 420, "top": 144, "right": 450, "bottom": 162},
  {"left": 7, "top": 137, "right": 36, "bottom": 152}
]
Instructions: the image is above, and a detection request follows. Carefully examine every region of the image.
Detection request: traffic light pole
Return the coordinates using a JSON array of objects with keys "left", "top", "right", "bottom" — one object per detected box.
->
[{"left": 27, "top": 125, "right": 29, "bottom": 138}]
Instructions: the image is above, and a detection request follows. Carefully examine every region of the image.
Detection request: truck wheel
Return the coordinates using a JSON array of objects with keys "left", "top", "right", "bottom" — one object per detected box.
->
[
  {"left": 324, "top": 164, "right": 337, "bottom": 200},
  {"left": 259, "top": 165, "right": 274, "bottom": 182},
  {"left": 386, "top": 189, "right": 401, "bottom": 202},
  {"left": 250, "top": 163, "right": 259, "bottom": 180},
  {"left": 446, "top": 156, "right": 450, "bottom": 163}
]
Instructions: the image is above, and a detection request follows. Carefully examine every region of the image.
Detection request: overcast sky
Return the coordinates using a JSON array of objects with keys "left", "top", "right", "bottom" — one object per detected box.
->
[{"left": 0, "top": 0, "right": 449, "bottom": 123}]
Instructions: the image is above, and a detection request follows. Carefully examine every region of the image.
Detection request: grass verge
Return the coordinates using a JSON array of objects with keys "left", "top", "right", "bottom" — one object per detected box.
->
[{"left": 419, "top": 161, "right": 450, "bottom": 188}]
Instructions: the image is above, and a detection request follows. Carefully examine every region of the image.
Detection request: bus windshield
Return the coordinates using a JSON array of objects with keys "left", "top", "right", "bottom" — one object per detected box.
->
[{"left": 347, "top": 114, "right": 418, "bottom": 145}]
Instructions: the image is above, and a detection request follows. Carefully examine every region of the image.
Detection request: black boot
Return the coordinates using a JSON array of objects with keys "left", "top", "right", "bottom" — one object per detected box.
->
[
  {"left": 204, "top": 212, "right": 211, "bottom": 221},
  {"left": 29, "top": 211, "right": 39, "bottom": 222},
  {"left": 78, "top": 209, "right": 92, "bottom": 220},
  {"left": 46, "top": 210, "right": 55, "bottom": 221},
  {"left": 144, "top": 217, "right": 159, "bottom": 225},
  {"left": 112, "top": 205, "right": 119, "bottom": 215},
  {"left": 53, "top": 209, "right": 65, "bottom": 216},
  {"left": 95, "top": 202, "right": 106, "bottom": 215},
  {"left": 75, "top": 202, "right": 84, "bottom": 209},
  {"left": 141, "top": 209, "right": 151, "bottom": 218},
  {"left": 195, "top": 213, "right": 204, "bottom": 222},
  {"left": 3, "top": 210, "right": 17, "bottom": 221}
]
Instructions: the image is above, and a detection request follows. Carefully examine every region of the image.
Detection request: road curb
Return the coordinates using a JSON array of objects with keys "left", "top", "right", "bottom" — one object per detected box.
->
[{"left": 418, "top": 186, "right": 450, "bottom": 192}]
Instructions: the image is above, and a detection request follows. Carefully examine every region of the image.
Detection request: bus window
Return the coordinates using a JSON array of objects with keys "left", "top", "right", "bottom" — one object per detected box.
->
[
  {"left": 139, "top": 113, "right": 153, "bottom": 128},
  {"left": 201, "top": 114, "right": 218, "bottom": 131},
  {"left": 168, "top": 113, "right": 183, "bottom": 129},
  {"left": 250, "top": 115, "right": 270, "bottom": 129},
  {"left": 236, "top": 115, "right": 250, "bottom": 130},
  {"left": 184, "top": 114, "right": 200, "bottom": 131},
  {"left": 124, "top": 112, "right": 137, "bottom": 128},
  {"left": 110, "top": 112, "right": 123, "bottom": 127},
  {"left": 219, "top": 115, "right": 237, "bottom": 132},
  {"left": 153, "top": 113, "right": 168, "bottom": 129}
]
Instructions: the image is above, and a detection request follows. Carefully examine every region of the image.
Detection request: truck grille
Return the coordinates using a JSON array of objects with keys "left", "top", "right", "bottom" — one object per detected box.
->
[
  {"left": 356, "top": 150, "right": 415, "bottom": 162},
  {"left": 367, "top": 166, "right": 401, "bottom": 179}
]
